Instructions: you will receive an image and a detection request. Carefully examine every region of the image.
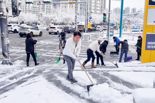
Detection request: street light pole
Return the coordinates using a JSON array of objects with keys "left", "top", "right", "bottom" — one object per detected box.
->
[
  {"left": 85, "top": 0, "right": 88, "bottom": 32},
  {"left": 75, "top": 0, "right": 78, "bottom": 31},
  {"left": 119, "top": 0, "right": 124, "bottom": 38},
  {"left": 107, "top": 0, "right": 111, "bottom": 41},
  {"left": 0, "top": 0, "right": 12, "bottom": 65}
]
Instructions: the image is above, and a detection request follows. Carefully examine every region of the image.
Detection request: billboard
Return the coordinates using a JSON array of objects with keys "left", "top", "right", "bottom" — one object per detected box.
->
[
  {"left": 146, "top": 34, "right": 155, "bottom": 50},
  {"left": 149, "top": 0, "right": 155, "bottom": 5},
  {"left": 141, "top": 0, "right": 155, "bottom": 63}
]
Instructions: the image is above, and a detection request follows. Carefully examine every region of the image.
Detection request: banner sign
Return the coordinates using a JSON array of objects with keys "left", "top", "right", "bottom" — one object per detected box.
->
[
  {"left": 149, "top": 0, "right": 155, "bottom": 5},
  {"left": 147, "top": 9, "right": 155, "bottom": 25},
  {"left": 146, "top": 34, "right": 155, "bottom": 50}
]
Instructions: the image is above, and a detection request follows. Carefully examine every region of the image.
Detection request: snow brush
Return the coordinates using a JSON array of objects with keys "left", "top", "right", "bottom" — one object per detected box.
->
[{"left": 77, "top": 60, "right": 95, "bottom": 95}]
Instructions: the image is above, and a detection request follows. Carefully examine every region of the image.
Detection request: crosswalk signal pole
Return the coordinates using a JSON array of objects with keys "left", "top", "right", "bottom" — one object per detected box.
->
[{"left": 0, "top": 0, "right": 12, "bottom": 65}]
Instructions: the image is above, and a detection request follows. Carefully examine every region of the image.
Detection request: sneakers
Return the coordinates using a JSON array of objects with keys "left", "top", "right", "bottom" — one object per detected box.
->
[
  {"left": 35, "top": 63, "right": 39, "bottom": 66},
  {"left": 66, "top": 76, "right": 78, "bottom": 83},
  {"left": 70, "top": 79, "right": 78, "bottom": 83},
  {"left": 27, "top": 63, "right": 39, "bottom": 67}
]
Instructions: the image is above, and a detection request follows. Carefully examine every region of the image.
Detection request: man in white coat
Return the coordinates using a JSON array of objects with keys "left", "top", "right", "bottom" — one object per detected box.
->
[
  {"left": 63, "top": 32, "right": 82, "bottom": 83},
  {"left": 83, "top": 40, "right": 101, "bottom": 68}
]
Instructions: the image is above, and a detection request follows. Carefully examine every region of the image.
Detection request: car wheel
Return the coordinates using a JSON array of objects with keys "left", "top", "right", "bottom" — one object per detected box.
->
[
  {"left": 39, "top": 31, "right": 42, "bottom": 36},
  {"left": 19, "top": 33, "right": 23, "bottom": 37},
  {"left": 14, "top": 29, "right": 18, "bottom": 33}
]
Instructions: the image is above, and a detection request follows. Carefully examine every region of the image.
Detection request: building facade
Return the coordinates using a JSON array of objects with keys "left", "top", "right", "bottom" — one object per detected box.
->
[{"left": 89, "top": 0, "right": 106, "bottom": 14}]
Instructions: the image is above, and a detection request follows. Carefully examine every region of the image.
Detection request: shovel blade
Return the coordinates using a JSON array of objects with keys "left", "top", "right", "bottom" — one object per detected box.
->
[{"left": 87, "top": 84, "right": 94, "bottom": 93}]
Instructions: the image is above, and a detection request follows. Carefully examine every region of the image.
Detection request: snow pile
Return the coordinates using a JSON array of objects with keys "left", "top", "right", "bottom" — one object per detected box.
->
[
  {"left": 0, "top": 76, "right": 83, "bottom": 103},
  {"left": 133, "top": 88, "right": 155, "bottom": 103},
  {"left": 89, "top": 83, "right": 133, "bottom": 103}
]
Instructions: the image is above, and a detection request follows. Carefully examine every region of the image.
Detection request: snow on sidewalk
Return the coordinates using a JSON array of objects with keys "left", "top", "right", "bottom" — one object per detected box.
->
[
  {"left": 0, "top": 60, "right": 25, "bottom": 78},
  {"left": 0, "top": 76, "right": 84, "bottom": 103},
  {"left": 109, "top": 72, "right": 155, "bottom": 87},
  {"left": 133, "top": 88, "right": 155, "bottom": 103}
]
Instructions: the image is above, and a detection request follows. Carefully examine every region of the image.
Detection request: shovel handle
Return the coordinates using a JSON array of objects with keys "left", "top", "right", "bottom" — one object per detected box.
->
[{"left": 77, "top": 60, "right": 94, "bottom": 85}]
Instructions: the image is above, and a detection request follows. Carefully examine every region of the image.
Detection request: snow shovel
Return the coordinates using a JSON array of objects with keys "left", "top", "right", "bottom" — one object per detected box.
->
[
  {"left": 77, "top": 60, "right": 95, "bottom": 94},
  {"left": 55, "top": 56, "right": 61, "bottom": 64},
  {"left": 113, "top": 62, "right": 119, "bottom": 68},
  {"left": 55, "top": 41, "right": 63, "bottom": 64}
]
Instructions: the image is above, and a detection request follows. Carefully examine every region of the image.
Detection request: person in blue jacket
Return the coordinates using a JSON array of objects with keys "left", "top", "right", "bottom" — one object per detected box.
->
[{"left": 113, "top": 36, "right": 121, "bottom": 54}]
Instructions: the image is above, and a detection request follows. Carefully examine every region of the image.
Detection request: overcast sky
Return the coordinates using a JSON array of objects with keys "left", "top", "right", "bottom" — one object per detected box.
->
[{"left": 107, "top": 0, "right": 145, "bottom": 10}]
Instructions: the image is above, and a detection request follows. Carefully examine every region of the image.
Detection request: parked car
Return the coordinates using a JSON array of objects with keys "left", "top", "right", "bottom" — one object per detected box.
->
[
  {"left": 8, "top": 24, "right": 20, "bottom": 33},
  {"left": 19, "top": 24, "right": 42, "bottom": 37},
  {"left": 48, "top": 25, "right": 63, "bottom": 35},
  {"left": 63, "top": 26, "right": 75, "bottom": 33}
]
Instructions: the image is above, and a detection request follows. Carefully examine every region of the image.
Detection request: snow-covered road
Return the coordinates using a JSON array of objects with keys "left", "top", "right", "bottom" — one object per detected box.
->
[{"left": 0, "top": 31, "right": 154, "bottom": 103}]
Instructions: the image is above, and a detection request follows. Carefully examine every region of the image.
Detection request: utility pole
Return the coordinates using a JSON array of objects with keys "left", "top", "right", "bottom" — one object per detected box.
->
[
  {"left": 75, "top": 0, "right": 78, "bottom": 31},
  {"left": 119, "top": 0, "right": 124, "bottom": 38},
  {"left": 0, "top": 0, "right": 12, "bottom": 65},
  {"left": 85, "top": 0, "right": 88, "bottom": 32},
  {"left": 107, "top": 0, "right": 111, "bottom": 41}
]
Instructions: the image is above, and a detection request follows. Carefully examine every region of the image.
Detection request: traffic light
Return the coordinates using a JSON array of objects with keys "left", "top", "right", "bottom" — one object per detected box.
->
[
  {"left": 103, "top": 13, "right": 107, "bottom": 23},
  {"left": 12, "top": 0, "right": 20, "bottom": 17}
]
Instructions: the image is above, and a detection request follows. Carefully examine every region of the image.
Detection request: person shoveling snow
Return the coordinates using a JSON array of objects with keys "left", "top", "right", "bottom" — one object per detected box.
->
[{"left": 63, "top": 32, "right": 82, "bottom": 83}]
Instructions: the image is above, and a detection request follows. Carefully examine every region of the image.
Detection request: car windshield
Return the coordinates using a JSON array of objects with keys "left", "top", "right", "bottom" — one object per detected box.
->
[
  {"left": 31, "top": 27, "right": 39, "bottom": 30},
  {"left": 20, "top": 26, "right": 29, "bottom": 30}
]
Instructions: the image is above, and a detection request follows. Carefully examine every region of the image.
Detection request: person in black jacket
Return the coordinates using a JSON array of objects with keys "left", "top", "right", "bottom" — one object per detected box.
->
[
  {"left": 25, "top": 33, "right": 39, "bottom": 66},
  {"left": 119, "top": 40, "right": 129, "bottom": 62},
  {"left": 59, "top": 31, "right": 66, "bottom": 64},
  {"left": 59, "top": 31, "right": 66, "bottom": 49},
  {"left": 95, "top": 40, "right": 108, "bottom": 66},
  {"left": 136, "top": 36, "right": 142, "bottom": 60}
]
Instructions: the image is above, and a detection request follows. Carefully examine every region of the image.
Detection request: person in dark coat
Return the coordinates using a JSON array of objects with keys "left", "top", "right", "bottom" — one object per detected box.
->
[
  {"left": 25, "top": 33, "right": 39, "bottom": 66},
  {"left": 95, "top": 40, "right": 108, "bottom": 66},
  {"left": 136, "top": 36, "right": 142, "bottom": 60},
  {"left": 59, "top": 31, "right": 66, "bottom": 49},
  {"left": 113, "top": 36, "right": 121, "bottom": 54},
  {"left": 119, "top": 39, "right": 129, "bottom": 62},
  {"left": 59, "top": 31, "right": 66, "bottom": 64}
]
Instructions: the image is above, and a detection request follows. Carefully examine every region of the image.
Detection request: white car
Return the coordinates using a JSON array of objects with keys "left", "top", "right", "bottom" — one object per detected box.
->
[
  {"left": 8, "top": 24, "right": 20, "bottom": 33},
  {"left": 48, "top": 25, "right": 63, "bottom": 35},
  {"left": 19, "top": 24, "right": 42, "bottom": 37}
]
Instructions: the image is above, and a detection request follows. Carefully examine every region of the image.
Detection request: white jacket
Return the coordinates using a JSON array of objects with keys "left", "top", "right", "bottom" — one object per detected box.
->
[
  {"left": 63, "top": 37, "right": 81, "bottom": 59},
  {"left": 88, "top": 40, "right": 100, "bottom": 52}
]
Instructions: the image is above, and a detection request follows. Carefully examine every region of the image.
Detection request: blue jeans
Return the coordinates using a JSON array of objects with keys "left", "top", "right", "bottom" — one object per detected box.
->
[
  {"left": 119, "top": 50, "right": 128, "bottom": 62},
  {"left": 63, "top": 55, "right": 75, "bottom": 80}
]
